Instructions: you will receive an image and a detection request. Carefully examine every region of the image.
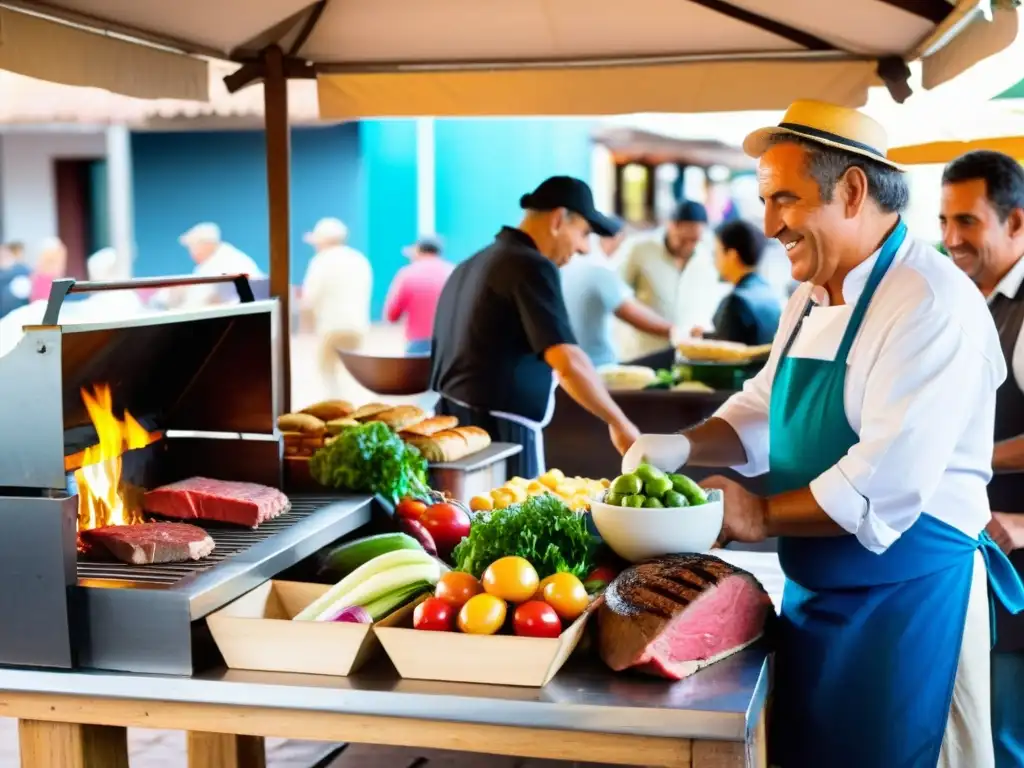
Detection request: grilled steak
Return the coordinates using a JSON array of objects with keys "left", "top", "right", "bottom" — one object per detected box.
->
[
  {"left": 597, "top": 554, "right": 773, "bottom": 680},
  {"left": 81, "top": 523, "right": 215, "bottom": 565},
  {"left": 143, "top": 477, "right": 289, "bottom": 528}
]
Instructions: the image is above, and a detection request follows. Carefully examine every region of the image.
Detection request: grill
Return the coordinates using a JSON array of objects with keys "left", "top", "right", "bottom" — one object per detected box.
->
[{"left": 0, "top": 276, "right": 376, "bottom": 676}]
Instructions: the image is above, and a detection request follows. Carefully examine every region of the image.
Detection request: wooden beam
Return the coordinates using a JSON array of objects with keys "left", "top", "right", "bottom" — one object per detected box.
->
[
  {"left": 289, "top": 0, "right": 329, "bottom": 56},
  {"left": 684, "top": 1, "right": 834, "bottom": 50},
  {"left": 18, "top": 720, "right": 128, "bottom": 768},
  {"left": 263, "top": 44, "right": 293, "bottom": 411},
  {"left": 188, "top": 732, "right": 266, "bottom": 768},
  {"left": 875, "top": 0, "right": 954, "bottom": 24}
]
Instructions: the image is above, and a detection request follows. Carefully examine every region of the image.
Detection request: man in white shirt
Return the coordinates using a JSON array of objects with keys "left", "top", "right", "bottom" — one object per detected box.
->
[
  {"left": 300, "top": 217, "right": 372, "bottom": 398},
  {"left": 941, "top": 149, "right": 1024, "bottom": 767},
  {"left": 622, "top": 100, "right": 1024, "bottom": 767},
  {"left": 162, "top": 223, "right": 262, "bottom": 309},
  {"left": 618, "top": 200, "right": 725, "bottom": 360}
]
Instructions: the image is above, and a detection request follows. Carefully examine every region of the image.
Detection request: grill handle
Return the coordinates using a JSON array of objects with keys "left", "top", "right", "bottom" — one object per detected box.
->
[{"left": 42, "top": 274, "right": 256, "bottom": 325}]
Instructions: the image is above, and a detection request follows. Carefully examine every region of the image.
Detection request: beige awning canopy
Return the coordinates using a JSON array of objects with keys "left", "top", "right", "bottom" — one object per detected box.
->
[{"left": 0, "top": 0, "right": 1018, "bottom": 117}]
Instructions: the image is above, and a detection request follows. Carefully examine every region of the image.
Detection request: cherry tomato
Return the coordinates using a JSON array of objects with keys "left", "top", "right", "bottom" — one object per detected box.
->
[
  {"left": 583, "top": 565, "right": 619, "bottom": 593},
  {"left": 435, "top": 571, "right": 483, "bottom": 608},
  {"left": 513, "top": 600, "right": 562, "bottom": 639},
  {"left": 413, "top": 597, "right": 454, "bottom": 632},
  {"left": 419, "top": 503, "right": 472, "bottom": 558},
  {"left": 457, "top": 593, "right": 507, "bottom": 635},
  {"left": 482, "top": 556, "right": 540, "bottom": 603},
  {"left": 541, "top": 573, "right": 589, "bottom": 622},
  {"left": 395, "top": 498, "right": 427, "bottom": 522}
]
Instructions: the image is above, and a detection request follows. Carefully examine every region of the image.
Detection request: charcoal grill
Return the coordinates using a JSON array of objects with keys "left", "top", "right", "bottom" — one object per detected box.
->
[{"left": 0, "top": 275, "right": 373, "bottom": 675}]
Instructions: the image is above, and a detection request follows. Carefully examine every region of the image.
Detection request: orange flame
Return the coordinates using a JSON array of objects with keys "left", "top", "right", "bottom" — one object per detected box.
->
[{"left": 75, "top": 384, "right": 160, "bottom": 532}]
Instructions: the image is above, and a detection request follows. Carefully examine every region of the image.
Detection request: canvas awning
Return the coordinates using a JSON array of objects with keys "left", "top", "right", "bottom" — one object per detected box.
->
[{"left": 0, "top": 0, "right": 1017, "bottom": 117}]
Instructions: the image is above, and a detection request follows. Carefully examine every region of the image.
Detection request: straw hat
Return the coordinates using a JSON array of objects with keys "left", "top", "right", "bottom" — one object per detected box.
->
[{"left": 743, "top": 100, "right": 904, "bottom": 171}]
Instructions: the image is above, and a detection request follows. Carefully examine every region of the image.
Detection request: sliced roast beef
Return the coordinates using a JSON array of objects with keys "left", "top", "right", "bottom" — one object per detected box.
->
[
  {"left": 81, "top": 523, "right": 215, "bottom": 565},
  {"left": 597, "top": 553, "right": 773, "bottom": 680},
  {"left": 143, "top": 477, "right": 289, "bottom": 528}
]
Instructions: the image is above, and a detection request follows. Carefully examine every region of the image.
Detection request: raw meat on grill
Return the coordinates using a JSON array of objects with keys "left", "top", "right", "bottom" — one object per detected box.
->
[
  {"left": 143, "top": 477, "right": 289, "bottom": 528},
  {"left": 81, "top": 523, "right": 215, "bottom": 565},
  {"left": 597, "top": 554, "right": 773, "bottom": 680}
]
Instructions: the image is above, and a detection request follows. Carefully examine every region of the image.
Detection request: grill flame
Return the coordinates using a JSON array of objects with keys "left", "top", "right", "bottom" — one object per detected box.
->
[{"left": 75, "top": 384, "right": 160, "bottom": 533}]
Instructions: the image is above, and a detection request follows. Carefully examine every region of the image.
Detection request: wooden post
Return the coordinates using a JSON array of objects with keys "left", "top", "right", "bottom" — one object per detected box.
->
[
  {"left": 263, "top": 44, "right": 293, "bottom": 411},
  {"left": 187, "top": 732, "right": 266, "bottom": 768},
  {"left": 18, "top": 720, "right": 129, "bottom": 768}
]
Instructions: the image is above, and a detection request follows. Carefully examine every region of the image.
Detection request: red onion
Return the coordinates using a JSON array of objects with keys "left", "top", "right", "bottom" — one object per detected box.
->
[{"left": 326, "top": 605, "right": 372, "bottom": 624}]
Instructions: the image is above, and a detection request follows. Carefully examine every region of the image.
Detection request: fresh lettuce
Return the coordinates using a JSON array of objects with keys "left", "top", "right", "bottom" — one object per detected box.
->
[{"left": 452, "top": 493, "right": 597, "bottom": 580}]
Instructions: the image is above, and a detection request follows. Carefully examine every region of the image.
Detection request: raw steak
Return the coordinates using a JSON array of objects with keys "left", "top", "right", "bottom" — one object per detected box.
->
[
  {"left": 597, "top": 554, "right": 773, "bottom": 680},
  {"left": 81, "top": 523, "right": 215, "bottom": 565},
  {"left": 143, "top": 477, "right": 289, "bottom": 528}
]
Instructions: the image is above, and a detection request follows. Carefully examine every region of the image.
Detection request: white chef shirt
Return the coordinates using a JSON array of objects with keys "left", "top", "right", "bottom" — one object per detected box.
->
[
  {"left": 301, "top": 244, "right": 372, "bottom": 335},
  {"left": 989, "top": 253, "right": 1024, "bottom": 392},
  {"left": 715, "top": 234, "right": 1006, "bottom": 554}
]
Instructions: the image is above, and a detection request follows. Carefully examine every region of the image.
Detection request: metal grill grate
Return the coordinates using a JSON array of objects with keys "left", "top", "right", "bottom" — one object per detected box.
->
[{"left": 77, "top": 495, "right": 339, "bottom": 586}]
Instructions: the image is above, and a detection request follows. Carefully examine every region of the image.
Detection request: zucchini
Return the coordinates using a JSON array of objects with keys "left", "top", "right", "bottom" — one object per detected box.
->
[{"left": 320, "top": 532, "right": 422, "bottom": 576}]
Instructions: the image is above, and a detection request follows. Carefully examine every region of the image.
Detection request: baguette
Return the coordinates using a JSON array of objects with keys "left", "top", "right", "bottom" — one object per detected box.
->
[
  {"left": 300, "top": 399, "right": 354, "bottom": 421},
  {"left": 277, "top": 413, "right": 327, "bottom": 436},
  {"left": 282, "top": 431, "right": 325, "bottom": 456},
  {"left": 375, "top": 405, "right": 427, "bottom": 432},
  {"left": 350, "top": 402, "right": 393, "bottom": 421},
  {"left": 400, "top": 415, "right": 458, "bottom": 437},
  {"left": 406, "top": 430, "right": 470, "bottom": 463}
]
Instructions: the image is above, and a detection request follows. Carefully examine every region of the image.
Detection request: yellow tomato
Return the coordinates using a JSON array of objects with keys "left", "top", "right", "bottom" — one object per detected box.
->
[
  {"left": 457, "top": 593, "right": 507, "bottom": 635},
  {"left": 482, "top": 556, "right": 540, "bottom": 603},
  {"left": 541, "top": 573, "right": 589, "bottom": 622},
  {"left": 469, "top": 495, "right": 493, "bottom": 512}
]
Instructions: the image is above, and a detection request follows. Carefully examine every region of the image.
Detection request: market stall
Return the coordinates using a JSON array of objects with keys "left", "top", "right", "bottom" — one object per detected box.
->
[{"left": 0, "top": 3, "right": 1019, "bottom": 767}]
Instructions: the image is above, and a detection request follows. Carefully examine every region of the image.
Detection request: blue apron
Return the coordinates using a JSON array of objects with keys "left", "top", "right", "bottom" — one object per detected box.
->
[{"left": 767, "top": 220, "right": 1024, "bottom": 768}]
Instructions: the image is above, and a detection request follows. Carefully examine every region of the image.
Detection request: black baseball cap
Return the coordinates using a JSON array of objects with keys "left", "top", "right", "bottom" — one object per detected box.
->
[
  {"left": 519, "top": 176, "right": 620, "bottom": 237},
  {"left": 671, "top": 199, "right": 709, "bottom": 223}
]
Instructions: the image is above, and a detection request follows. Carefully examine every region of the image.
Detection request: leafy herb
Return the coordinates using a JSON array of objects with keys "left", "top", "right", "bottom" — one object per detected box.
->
[
  {"left": 452, "top": 493, "right": 597, "bottom": 580},
  {"left": 309, "top": 421, "right": 429, "bottom": 504}
]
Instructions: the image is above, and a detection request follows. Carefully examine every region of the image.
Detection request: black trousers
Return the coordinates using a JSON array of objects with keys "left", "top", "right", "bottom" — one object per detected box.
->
[{"left": 435, "top": 397, "right": 542, "bottom": 479}]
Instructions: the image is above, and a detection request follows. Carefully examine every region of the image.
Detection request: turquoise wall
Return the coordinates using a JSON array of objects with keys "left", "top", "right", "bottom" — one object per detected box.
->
[{"left": 130, "top": 118, "right": 595, "bottom": 318}]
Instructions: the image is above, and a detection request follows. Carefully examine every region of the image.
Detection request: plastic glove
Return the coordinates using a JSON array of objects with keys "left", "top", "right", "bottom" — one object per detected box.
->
[{"left": 621, "top": 433, "right": 692, "bottom": 474}]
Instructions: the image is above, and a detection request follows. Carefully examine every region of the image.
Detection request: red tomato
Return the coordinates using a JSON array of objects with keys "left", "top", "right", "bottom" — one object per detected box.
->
[
  {"left": 413, "top": 597, "right": 454, "bottom": 632},
  {"left": 583, "top": 565, "right": 619, "bottom": 593},
  {"left": 419, "top": 503, "right": 471, "bottom": 557},
  {"left": 396, "top": 498, "right": 428, "bottom": 522},
  {"left": 513, "top": 601, "right": 562, "bottom": 639},
  {"left": 435, "top": 571, "right": 483, "bottom": 608}
]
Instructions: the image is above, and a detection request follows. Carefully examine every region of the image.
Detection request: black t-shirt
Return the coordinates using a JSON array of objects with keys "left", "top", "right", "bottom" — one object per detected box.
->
[{"left": 430, "top": 227, "right": 577, "bottom": 421}]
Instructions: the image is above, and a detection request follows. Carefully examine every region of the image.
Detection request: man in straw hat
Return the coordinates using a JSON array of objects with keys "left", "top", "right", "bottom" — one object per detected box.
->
[{"left": 623, "top": 100, "right": 1024, "bottom": 767}]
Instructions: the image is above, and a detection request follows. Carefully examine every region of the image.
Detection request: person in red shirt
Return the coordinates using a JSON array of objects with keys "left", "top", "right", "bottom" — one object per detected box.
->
[{"left": 384, "top": 235, "right": 454, "bottom": 355}]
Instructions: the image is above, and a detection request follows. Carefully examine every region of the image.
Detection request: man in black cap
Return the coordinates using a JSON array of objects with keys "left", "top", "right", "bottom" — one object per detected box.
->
[
  {"left": 429, "top": 176, "right": 640, "bottom": 477},
  {"left": 619, "top": 199, "right": 723, "bottom": 360}
]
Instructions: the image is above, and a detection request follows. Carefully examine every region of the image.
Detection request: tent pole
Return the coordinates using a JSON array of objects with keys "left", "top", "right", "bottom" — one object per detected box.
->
[{"left": 263, "top": 44, "right": 293, "bottom": 412}]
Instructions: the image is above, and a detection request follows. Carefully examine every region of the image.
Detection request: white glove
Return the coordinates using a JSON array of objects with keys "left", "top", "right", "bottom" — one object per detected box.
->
[{"left": 621, "top": 434, "right": 692, "bottom": 474}]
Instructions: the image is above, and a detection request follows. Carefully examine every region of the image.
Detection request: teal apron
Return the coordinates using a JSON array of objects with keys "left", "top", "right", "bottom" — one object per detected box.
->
[{"left": 767, "top": 220, "right": 1024, "bottom": 767}]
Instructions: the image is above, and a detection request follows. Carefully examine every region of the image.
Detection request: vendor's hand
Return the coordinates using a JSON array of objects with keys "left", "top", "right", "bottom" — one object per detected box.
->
[
  {"left": 987, "top": 512, "right": 1024, "bottom": 554},
  {"left": 669, "top": 325, "right": 687, "bottom": 347},
  {"left": 621, "top": 433, "right": 691, "bottom": 474},
  {"left": 702, "top": 475, "right": 769, "bottom": 547},
  {"left": 690, "top": 326, "right": 705, "bottom": 339},
  {"left": 609, "top": 420, "right": 641, "bottom": 457}
]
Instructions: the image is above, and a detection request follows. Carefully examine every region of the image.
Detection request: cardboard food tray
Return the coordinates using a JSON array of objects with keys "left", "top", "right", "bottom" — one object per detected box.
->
[
  {"left": 375, "top": 594, "right": 600, "bottom": 687},
  {"left": 207, "top": 580, "right": 416, "bottom": 677}
]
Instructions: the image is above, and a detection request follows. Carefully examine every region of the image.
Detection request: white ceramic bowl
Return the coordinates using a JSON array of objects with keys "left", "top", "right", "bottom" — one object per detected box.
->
[{"left": 589, "top": 489, "right": 724, "bottom": 562}]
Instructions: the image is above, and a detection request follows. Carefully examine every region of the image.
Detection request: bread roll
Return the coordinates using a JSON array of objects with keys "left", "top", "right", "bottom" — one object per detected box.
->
[
  {"left": 300, "top": 400, "right": 354, "bottom": 421},
  {"left": 406, "top": 430, "right": 470, "bottom": 463},
  {"left": 326, "top": 417, "right": 360, "bottom": 435},
  {"left": 277, "top": 413, "right": 327, "bottom": 436},
  {"left": 350, "top": 403, "right": 393, "bottom": 421},
  {"left": 375, "top": 405, "right": 427, "bottom": 432},
  {"left": 452, "top": 426, "right": 491, "bottom": 454},
  {"left": 401, "top": 415, "right": 458, "bottom": 437}
]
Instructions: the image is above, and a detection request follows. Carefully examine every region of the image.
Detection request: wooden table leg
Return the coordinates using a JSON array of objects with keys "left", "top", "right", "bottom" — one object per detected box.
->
[
  {"left": 18, "top": 719, "right": 128, "bottom": 768},
  {"left": 187, "top": 731, "right": 266, "bottom": 768}
]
